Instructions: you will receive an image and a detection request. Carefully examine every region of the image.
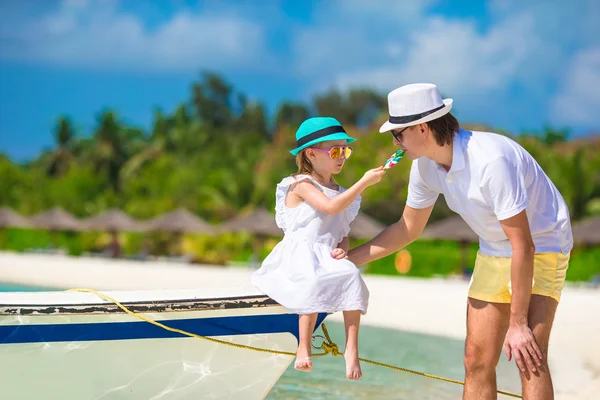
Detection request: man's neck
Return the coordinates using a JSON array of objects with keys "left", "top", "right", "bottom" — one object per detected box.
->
[{"left": 426, "top": 142, "right": 453, "bottom": 172}]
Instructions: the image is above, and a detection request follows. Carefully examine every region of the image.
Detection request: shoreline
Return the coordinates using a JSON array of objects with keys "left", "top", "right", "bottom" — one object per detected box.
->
[{"left": 1, "top": 251, "right": 598, "bottom": 399}]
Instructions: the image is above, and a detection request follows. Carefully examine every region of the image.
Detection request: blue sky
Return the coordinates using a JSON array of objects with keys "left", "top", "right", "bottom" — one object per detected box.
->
[{"left": 1, "top": 0, "right": 599, "bottom": 162}]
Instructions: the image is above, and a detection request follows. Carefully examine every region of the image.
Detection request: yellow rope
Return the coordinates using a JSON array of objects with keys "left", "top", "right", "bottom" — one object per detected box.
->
[{"left": 66, "top": 288, "right": 522, "bottom": 398}]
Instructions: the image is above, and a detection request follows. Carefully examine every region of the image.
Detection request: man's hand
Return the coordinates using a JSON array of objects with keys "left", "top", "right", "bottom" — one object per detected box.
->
[
  {"left": 331, "top": 248, "right": 347, "bottom": 260},
  {"left": 497, "top": 209, "right": 540, "bottom": 374},
  {"left": 504, "top": 324, "right": 543, "bottom": 373}
]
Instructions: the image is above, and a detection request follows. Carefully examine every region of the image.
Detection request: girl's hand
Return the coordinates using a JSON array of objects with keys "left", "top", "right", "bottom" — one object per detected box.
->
[
  {"left": 360, "top": 166, "right": 386, "bottom": 186},
  {"left": 331, "top": 248, "right": 347, "bottom": 260}
]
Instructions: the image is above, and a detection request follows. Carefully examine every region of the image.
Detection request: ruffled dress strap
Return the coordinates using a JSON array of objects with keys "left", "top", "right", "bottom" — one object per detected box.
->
[
  {"left": 338, "top": 186, "right": 361, "bottom": 239},
  {"left": 274, "top": 175, "right": 323, "bottom": 231}
]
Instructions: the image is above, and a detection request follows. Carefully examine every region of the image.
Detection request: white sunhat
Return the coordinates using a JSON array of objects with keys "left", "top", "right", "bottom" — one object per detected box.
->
[{"left": 379, "top": 83, "right": 454, "bottom": 133}]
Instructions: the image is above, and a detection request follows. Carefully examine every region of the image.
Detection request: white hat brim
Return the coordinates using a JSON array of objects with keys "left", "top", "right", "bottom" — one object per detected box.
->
[{"left": 379, "top": 98, "right": 454, "bottom": 133}]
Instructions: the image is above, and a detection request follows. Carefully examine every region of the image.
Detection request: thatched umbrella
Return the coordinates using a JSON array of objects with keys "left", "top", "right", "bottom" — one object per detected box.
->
[
  {"left": 146, "top": 208, "right": 215, "bottom": 257},
  {"left": 220, "top": 208, "right": 282, "bottom": 265},
  {"left": 0, "top": 207, "right": 32, "bottom": 248},
  {"left": 220, "top": 208, "right": 282, "bottom": 237},
  {"left": 28, "top": 206, "right": 82, "bottom": 249},
  {"left": 30, "top": 207, "right": 82, "bottom": 231},
  {"left": 82, "top": 208, "right": 143, "bottom": 232},
  {"left": 147, "top": 208, "right": 214, "bottom": 235},
  {"left": 572, "top": 216, "right": 600, "bottom": 246},
  {"left": 82, "top": 209, "right": 144, "bottom": 258},
  {"left": 421, "top": 215, "right": 479, "bottom": 242},
  {"left": 0, "top": 207, "right": 31, "bottom": 229},
  {"left": 421, "top": 215, "right": 479, "bottom": 273},
  {"left": 349, "top": 212, "right": 387, "bottom": 239}
]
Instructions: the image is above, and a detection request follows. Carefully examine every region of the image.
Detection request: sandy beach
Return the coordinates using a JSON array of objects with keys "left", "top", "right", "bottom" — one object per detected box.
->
[{"left": 1, "top": 251, "right": 598, "bottom": 399}]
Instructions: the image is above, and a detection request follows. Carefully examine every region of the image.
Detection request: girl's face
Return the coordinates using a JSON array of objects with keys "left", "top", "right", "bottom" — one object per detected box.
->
[{"left": 305, "top": 140, "right": 352, "bottom": 175}]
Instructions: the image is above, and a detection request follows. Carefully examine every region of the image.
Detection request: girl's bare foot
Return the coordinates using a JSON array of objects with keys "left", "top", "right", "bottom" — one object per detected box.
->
[
  {"left": 294, "top": 347, "right": 312, "bottom": 372},
  {"left": 344, "top": 350, "right": 362, "bottom": 380}
]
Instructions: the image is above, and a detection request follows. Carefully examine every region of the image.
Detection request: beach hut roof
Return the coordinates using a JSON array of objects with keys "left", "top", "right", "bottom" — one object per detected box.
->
[
  {"left": 0, "top": 207, "right": 32, "bottom": 229},
  {"left": 421, "top": 215, "right": 478, "bottom": 242},
  {"left": 82, "top": 208, "right": 142, "bottom": 232},
  {"left": 349, "top": 212, "right": 386, "bottom": 239},
  {"left": 147, "top": 208, "right": 214, "bottom": 234},
  {"left": 220, "top": 208, "right": 282, "bottom": 236},
  {"left": 30, "top": 207, "right": 82, "bottom": 231},
  {"left": 572, "top": 216, "right": 600, "bottom": 245}
]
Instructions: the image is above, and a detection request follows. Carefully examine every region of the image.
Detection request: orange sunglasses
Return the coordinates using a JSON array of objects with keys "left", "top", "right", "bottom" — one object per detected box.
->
[{"left": 308, "top": 146, "right": 353, "bottom": 160}]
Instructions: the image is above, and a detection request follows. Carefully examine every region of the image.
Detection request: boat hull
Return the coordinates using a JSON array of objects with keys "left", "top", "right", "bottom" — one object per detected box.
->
[{"left": 0, "top": 289, "right": 327, "bottom": 400}]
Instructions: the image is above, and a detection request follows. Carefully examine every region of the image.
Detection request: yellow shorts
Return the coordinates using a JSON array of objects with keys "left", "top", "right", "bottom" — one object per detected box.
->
[{"left": 468, "top": 251, "right": 570, "bottom": 303}]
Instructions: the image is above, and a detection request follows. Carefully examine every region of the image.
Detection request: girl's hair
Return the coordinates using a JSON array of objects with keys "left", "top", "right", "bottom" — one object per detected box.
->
[
  {"left": 293, "top": 150, "right": 318, "bottom": 177},
  {"left": 292, "top": 146, "right": 336, "bottom": 185}
]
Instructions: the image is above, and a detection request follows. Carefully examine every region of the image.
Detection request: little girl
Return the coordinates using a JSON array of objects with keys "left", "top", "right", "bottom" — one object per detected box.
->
[{"left": 251, "top": 117, "right": 385, "bottom": 380}]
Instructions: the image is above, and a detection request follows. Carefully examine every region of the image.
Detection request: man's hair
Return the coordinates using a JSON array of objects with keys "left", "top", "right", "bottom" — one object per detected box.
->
[{"left": 426, "top": 113, "right": 459, "bottom": 146}]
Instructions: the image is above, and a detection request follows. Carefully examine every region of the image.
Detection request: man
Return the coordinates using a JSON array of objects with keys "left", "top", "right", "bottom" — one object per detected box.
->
[{"left": 347, "top": 83, "right": 572, "bottom": 400}]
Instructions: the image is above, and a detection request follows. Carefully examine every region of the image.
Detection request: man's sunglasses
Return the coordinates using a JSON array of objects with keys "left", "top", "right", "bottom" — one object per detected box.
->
[
  {"left": 308, "top": 146, "right": 353, "bottom": 160},
  {"left": 391, "top": 127, "right": 409, "bottom": 142}
]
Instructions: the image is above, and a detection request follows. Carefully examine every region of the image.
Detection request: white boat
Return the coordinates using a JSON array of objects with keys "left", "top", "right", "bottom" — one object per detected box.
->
[{"left": 0, "top": 287, "right": 328, "bottom": 400}]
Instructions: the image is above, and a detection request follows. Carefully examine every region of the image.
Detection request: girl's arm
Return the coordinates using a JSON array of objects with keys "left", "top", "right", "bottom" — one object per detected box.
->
[
  {"left": 292, "top": 167, "right": 385, "bottom": 215},
  {"left": 331, "top": 236, "right": 350, "bottom": 260}
]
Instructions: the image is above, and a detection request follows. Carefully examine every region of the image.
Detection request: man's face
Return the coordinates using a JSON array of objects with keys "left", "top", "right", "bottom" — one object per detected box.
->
[{"left": 390, "top": 124, "right": 427, "bottom": 160}]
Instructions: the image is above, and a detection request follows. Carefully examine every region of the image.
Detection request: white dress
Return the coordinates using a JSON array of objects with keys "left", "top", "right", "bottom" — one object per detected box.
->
[{"left": 251, "top": 174, "right": 369, "bottom": 315}]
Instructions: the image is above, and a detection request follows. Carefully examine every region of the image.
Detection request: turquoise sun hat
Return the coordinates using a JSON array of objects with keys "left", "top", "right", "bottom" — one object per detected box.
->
[{"left": 290, "top": 117, "right": 356, "bottom": 156}]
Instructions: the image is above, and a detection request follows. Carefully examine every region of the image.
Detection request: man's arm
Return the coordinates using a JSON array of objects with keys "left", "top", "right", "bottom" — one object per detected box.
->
[
  {"left": 347, "top": 204, "right": 434, "bottom": 265},
  {"left": 479, "top": 157, "right": 542, "bottom": 371},
  {"left": 500, "top": 209, "right": 535, "bottom": 327},
  {"left": 500, "top": 209, "right": 543, "bottom": 372},
  {"left": 338, "top": 236, "right": 349, "bottom": 253}
]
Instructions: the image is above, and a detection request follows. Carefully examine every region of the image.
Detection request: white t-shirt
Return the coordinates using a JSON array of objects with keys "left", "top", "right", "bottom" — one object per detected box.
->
[{"left": 407, "top": 129, "right": 573, "bottom": 257}]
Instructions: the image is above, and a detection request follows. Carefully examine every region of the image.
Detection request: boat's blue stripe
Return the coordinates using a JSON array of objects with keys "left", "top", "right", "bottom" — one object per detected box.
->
[{"left": 0, "top": 313, "right": 327, "bottom": 344}]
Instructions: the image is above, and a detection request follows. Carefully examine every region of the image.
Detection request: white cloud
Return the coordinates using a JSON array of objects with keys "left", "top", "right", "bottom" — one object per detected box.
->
[
  {"left": 332, "top": 13, "right": 538, "bottom": 96},
  {"left": 291, "top": 0, "right": 436, "bottom": 77},
  {"left": 488, "top": 0, "right": 600, "bottom": 51},
  {"left": 290, "top": 0, "right": 600, "bottom": 131},
  {"left": 551, "top": 48, "right": 600, "bottom": 126},
  {"left": 0, "top": 0, "right": 597, "bottom": 132},
  {"left": 0, "top": 0, "right": 269, "bottom": 72}
]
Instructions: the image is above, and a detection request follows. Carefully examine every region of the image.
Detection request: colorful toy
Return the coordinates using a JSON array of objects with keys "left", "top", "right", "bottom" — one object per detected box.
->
[{"left": 384, "top": 149, "right": 405, "bottom": 169}]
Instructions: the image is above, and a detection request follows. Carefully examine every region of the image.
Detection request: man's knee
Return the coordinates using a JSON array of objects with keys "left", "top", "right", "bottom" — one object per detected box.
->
[{"left": 464, "top": 343, "right": 498, "bottom": 375}]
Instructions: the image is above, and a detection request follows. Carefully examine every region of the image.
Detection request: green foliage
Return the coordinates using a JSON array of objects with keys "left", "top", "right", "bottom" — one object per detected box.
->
[
  {"left": 5, "top": 228, "right": 84, "bottom": 256},
  {"left": 361, "top": 239, "right": 479, "bottom": 278},
  {"left": 564, "top": 247, "right": 600, "bottom": 281},
  {"left": 2, "top": 71, "right": 599, "bottom": 281}
]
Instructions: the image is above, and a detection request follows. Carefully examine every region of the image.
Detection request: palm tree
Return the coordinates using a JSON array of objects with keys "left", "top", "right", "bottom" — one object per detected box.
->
[
  {"left": 274, "top": 102, "right": 310, "bottom": 129},
  {"left": 88, "top": 110, "right": 145, "bottom": 192},
  {"left": 45, "top": 116, "right": 76, "bottom": 177}
]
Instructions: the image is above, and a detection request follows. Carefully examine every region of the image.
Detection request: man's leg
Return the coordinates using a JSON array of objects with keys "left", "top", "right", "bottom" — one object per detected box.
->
[
  {"left": 520, "top": 294, "right": 558, "bottom": 400},
  {"left": 463, "top": 298, "right": 510, "bottom": 400}
]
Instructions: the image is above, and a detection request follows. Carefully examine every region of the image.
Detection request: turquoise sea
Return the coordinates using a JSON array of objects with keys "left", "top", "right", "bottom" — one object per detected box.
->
[{"left": 0, "top": 283, "right": 521, "bottom": 399}]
